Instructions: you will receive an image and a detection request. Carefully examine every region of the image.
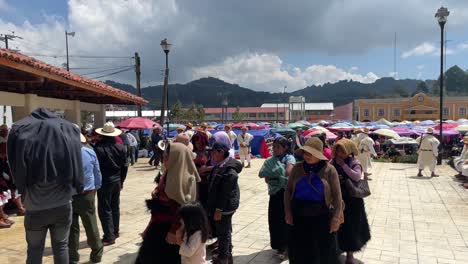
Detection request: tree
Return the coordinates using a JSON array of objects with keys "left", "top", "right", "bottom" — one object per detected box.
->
[
  {"left": 170, "top": 100, "right": 183, "bottom": 123},
  {"left": 232, "top": 106, "right": 244, "bottom": 122},
  {"left": 392, "top": 86, "right": 409, "bottom": 97},
  {"left": 196, "top": 105, "right": 205, "bottom": 123},
  {"left": 182, "top": 103, "right": 197, "bottom": 122},
  {"left": 445, "top": 65, "right": 467, "bottom": 93},
  {"left": 412, "top": 81, "right": 429, "bottom": 96}
]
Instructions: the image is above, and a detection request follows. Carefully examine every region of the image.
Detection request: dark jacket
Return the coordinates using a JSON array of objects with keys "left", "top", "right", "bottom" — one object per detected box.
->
[
  {"left": 207, "top": 157, "right": 242, "bottom": 214},
  {"left": 7, "top": 108, "right": 84, "bottom": 194},
  {"left": 94, "top": 136, "right": 126, "bottom": 185}
]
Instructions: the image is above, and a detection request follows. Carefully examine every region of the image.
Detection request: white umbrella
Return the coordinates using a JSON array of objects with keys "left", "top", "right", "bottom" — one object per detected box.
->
[
  {"left": 455, "top": 124, "right": 468, "bottom": 133},
  {"left": 389, "top": 137, "right": 418, "bottom": 145},
  {"left": 373, "top": 128, "right": 400, "bottom": 139}
]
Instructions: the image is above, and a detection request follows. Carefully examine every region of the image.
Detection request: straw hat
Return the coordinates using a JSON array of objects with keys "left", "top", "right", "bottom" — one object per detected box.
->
[
  {"left": 176, "top": 126, "right": 184, "bottom": 132},
  {"left": 363, "top": 127, "right": 370, "bottom": 134},
  {"left": 95, "top": 122, "right": 122, "bottom": 137},
  {"left": 224, "top": 124, "right": 232, "bottom": 129},
  {"left": 186, "top": 123, "right": 193, "bottom": 129},
  {"left": 299, "top": 137, "right": 328, "bottom": 160},
  {"left": 426, "top": 127, "right": 434, "bottom": 134},
  {"left": 353, "top": 128, "right": 363, "bottom": 134}
]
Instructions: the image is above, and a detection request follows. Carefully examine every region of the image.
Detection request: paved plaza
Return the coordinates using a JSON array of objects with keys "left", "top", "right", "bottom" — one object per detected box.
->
[{"left": 1, "top": 159, "right": 468, "bottom": 264}]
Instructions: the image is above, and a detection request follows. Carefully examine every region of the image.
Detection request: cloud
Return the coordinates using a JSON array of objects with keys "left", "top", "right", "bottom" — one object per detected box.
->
[
  {"left": 401, "top": 42, "right": 437, "bottom": 58},
  {"left": 349, "top": 66, "right": 359, "bottom": 71},
  {"left": 416, "top": 64, "right": 425, "bottom": 70},
  {"left": 3, "top": 0, "right": 468, "bottom": 89},
  {"left": 192, "top": 53, "right": 378, "bottom": 92}
]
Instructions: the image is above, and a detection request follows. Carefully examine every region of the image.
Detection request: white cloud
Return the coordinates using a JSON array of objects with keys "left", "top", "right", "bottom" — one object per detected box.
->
[
  {"left": 349, "top": 66, "right": 359, "bottom": 71},
  {"left": 457, "top": 42, "right": 468, "bottom": 50},
  {"left": 192, "top": 53, "right": 378, "bottom": 92},
  {"left": 401, "top": 42, "right": 437, "bottom": 58},
  {"left": 416, "top": 64, "right": 425, "bottom": 70}
]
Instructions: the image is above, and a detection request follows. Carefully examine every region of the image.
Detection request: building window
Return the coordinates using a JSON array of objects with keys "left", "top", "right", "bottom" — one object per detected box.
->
[
  {"left": 460, "top": 107, "right": 467, "bottom": 116},
  {"left": 425, "top": 110, "right": 433, "bottom": 115},
  {"left": 443, "top": 107, "right": 449, "bottom": 116},
  {"left": 410, "top": 110, "right": 416, "bottom": 115},
  {"left": 249, "top": 113, "right": 256, "bottom": 118},
  {"left": 393, "top": 108, "right": 400, "bottom": 116},
  {"left": 377, "top": 108, "right": 385, "bottom": 117},
  {"left": 417, "top": 96, "right": 424, "bottom": 102},
  {"left": 363, "top": 109, "right": 370, "bottom": 117}
]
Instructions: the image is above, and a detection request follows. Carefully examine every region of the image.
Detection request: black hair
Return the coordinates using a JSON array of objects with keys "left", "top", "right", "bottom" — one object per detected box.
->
[
  {"left": 318, "top": 132, "right": 327, "bottom": 145},
  {"left": 273, "top": 137, "right": 292, "bottom": 154},
  {"left": 178, "top": 203, "right": 210, "bottom": 244}
]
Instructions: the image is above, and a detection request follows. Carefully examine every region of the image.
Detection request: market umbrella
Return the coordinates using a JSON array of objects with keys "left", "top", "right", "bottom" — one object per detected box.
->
[
  {"left": 309, "top": 125, "right": 330, "bottom": 132},
  {"left": 303, "top": 128, "right": 337, "bottom": 139},
  {"left": 297, "top": 120, "right": 311, "bottom": 125},
  {"left": 392, "top": 127, "right": 418, "bottom": 137},
  {"left": 117, "top": 117, "right": 160, "bottom": 129},
  {"left": 389, "top": 137, "right": 418, "bottom": 145},
  {"left": 372, "top": 128, "right": 400, "bottom": 139},
  {"left": 420, "top": 120, "right": 436, "bottom": 126},
  {"left": 433, "top": 123, "right": 459, "bottom": 130},
  {"left": 376, "top": 118, "right": 393, "bottom": 127},
  {"left": 433, "top": 129, "right": 461, "bottom": 136},
  {"left": 455, "top": 124, "right": 468, "bottom": 133},
  {"left": 288, "top": 123, "right": 308, "bottom": 129},
  {"left": 371, "top": 124, "right": 390, "bottom": 130}
]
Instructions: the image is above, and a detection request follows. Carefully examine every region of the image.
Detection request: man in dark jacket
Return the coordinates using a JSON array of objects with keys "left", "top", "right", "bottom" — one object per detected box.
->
[
  {"left": 148, "top": 126, "right": 163, "bottom": 167},
  {"left": 207, "top": 142, "right": 242, "bottom": 264},
  {"left": 93, "top": 122, "right": 126, "bottom": 246},
  {"left": 7, "top": 108, "right": 84, "bottom": 264}
]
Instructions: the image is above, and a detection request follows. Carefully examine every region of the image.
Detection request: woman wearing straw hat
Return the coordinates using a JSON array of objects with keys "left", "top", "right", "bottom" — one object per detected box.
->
[
  {"left": 415, "top": 127, "right": 440, "bottom": 177},
  {"left": 284, "top": 137, "right": 343, "bottom": 264},
  {"left": 455, "top": 135, "right": 468, "bottom": 187},
  {"left": 93, "top": 122, "right": 127, "bottom": 246}
]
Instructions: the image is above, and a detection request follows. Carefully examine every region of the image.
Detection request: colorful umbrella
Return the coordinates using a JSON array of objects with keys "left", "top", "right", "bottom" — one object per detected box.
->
[
  {"left": 117, "top": 117, "right": 160, "bottom": 129},
  {"left": 455, "top": 124, "right": 468, "bottom": 133},
  {"left": 433, "top": 123, "right": 459, "bottom": 130},
  {"left": 392, "top": 127, "right": 418, "bottom": 137},
  {"left": 372, "top": 128, "right": 400, "bottom": 139},
  {"left": 303, "top": 128, "right": 337, "bottom": 139},
  {"left": 288, "top": 123, "right": 308, "bottom": 129},
  {"left": 420, "top": 120, "right": 436, "bottom": 126}
]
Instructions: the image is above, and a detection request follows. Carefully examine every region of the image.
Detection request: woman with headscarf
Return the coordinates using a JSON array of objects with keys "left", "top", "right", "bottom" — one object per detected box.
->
[
  {"left": 331, "top": 139, "right": 371, "bottom": 264},
  {"left": 136, "top": 143, "right": 201, "bottom": 264},
  {"left": 284, "top": 137, "right": 343, "bottom": 264},
  {"left": 213, "top": 131, "right": 235, "bottom": 159}
]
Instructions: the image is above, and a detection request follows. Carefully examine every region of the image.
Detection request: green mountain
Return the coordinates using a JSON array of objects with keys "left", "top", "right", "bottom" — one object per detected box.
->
[{"left": 106, "top": 65, "right": 468, "bottom": 109}]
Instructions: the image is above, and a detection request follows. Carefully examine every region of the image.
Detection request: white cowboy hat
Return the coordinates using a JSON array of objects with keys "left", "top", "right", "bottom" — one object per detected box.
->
[
  {"left": 426, "top": 127, "right": 434, "bottom": 134},
  {"left": 95, "top": 122, "right": 122, "bottom": 137}
]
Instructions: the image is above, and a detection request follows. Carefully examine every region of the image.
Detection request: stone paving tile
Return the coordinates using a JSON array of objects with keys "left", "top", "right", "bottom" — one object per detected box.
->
[{"left": 1, "top": 159, "right": 468, "bottom": 263}]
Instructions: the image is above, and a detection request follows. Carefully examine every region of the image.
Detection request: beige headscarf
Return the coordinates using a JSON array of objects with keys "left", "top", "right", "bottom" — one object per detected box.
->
[
  {"left": 332, "top": 138, "right": 359, "bottom": 157},
  {"left": 164, "top": 143, "right": 201, "bottom": 205}
]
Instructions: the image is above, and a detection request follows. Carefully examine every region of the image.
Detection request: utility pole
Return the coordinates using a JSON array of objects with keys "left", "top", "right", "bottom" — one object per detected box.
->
[
  {"left": 65, "top": 31, "right": 75, "bottom": 71},
  {"left": 134, "top": 52, "right": 142, "bottom": 117}
]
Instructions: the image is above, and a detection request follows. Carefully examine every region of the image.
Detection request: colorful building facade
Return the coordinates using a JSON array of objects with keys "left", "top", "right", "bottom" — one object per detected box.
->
[{"left": 354, "top": 93, "right": 468, "bottom": 121}]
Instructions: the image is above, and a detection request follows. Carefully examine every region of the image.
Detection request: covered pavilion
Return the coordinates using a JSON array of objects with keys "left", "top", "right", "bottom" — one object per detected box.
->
[{"left": 0, "top": 49, "right": 147, "bottom": 127}]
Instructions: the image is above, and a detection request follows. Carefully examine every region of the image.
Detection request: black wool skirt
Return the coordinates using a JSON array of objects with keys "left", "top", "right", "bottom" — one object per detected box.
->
[
  {"left": 135, "top": 222, "right": 181, "bottom": 264},
  {"left": 338, "top": 196, "right": 371, "bottom": 252},
  {"left": 268, "top": 189, "right": 289, "bottom": 251}
]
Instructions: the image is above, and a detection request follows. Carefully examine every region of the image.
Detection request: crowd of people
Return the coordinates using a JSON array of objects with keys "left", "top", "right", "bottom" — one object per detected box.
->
[{"left": 1, "top": 107, "right": 467, "bottom": 264}]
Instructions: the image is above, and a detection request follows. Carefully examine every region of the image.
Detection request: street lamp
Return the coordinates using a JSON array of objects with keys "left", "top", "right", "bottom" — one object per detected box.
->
[
  {"left": 65, "top": 31, "right": 75, "bottom": 71},
  {"left": 160, "top": 38, "right": 171, "bottom": 137},
  {"left": 435, "top": 6, "right": 449, "bottom": 164}
]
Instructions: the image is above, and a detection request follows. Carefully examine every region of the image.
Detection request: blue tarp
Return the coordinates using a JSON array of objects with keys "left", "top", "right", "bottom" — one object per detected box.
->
[{"left": 212, "top": 129, "right": 274, "bottom": 156}]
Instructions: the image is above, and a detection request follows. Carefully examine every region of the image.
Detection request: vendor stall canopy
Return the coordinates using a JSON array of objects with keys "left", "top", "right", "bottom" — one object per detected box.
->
[{"left": 0, "top": 49, "right": 147, "bottom": 105}]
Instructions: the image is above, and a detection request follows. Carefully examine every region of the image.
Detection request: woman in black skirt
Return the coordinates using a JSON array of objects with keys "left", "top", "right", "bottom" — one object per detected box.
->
[
  {"left": 331, "top": 139, "right": 371, "bottom": 264},
  {"left": 284, "top": 138, "right": 343, "bottom": 264},
  {"left": 259, "top": 137, "right": 295, "bottom": 259}
]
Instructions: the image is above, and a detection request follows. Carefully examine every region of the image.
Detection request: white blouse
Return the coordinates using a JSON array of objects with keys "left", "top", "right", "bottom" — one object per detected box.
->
[{"left": 179, "top": 230, "right": 206, "bottom": 264}]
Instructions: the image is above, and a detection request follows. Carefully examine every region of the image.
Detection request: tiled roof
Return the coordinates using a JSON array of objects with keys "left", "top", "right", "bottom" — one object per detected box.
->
[
  {"left": 261, "top": 102, "right": 334, "bottom": 111},
  {"left": 204, "top": 107, "right": 287, "bottom": 114},
  {"left": 0, "top": 49, "right": 147, "bottom": 105}
]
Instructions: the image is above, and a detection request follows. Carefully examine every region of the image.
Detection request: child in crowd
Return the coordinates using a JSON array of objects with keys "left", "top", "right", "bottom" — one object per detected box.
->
[{"left": 176, "top": 203, "right": 210, "bottom": 264}]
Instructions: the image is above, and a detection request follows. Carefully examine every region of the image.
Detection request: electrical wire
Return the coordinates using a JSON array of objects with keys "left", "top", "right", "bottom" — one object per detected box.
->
[
  {"left": 91, "top": 67, "right": 134, "bottom": 79},
  {"left": 23, "top": 53, "right": 133, "bottom": 59},
  {"left": 80, "top": 65, "right": 134, "bottom": 76}
]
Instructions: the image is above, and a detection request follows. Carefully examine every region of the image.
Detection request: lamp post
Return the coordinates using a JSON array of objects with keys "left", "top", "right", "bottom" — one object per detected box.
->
[
  {"left": 435, "top": 6, "right": 449, "bottom": 164},
  {"left": 65, "top": 31, "right": 75, "bottom": 71},
  {"left": 160, "top": 38, "right": 171, "bottom": 138}
]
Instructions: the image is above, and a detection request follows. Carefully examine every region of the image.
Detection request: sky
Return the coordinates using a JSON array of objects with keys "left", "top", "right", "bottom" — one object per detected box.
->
[{"left": 1, "top": 0, "right": 468, "bottom": 92}]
